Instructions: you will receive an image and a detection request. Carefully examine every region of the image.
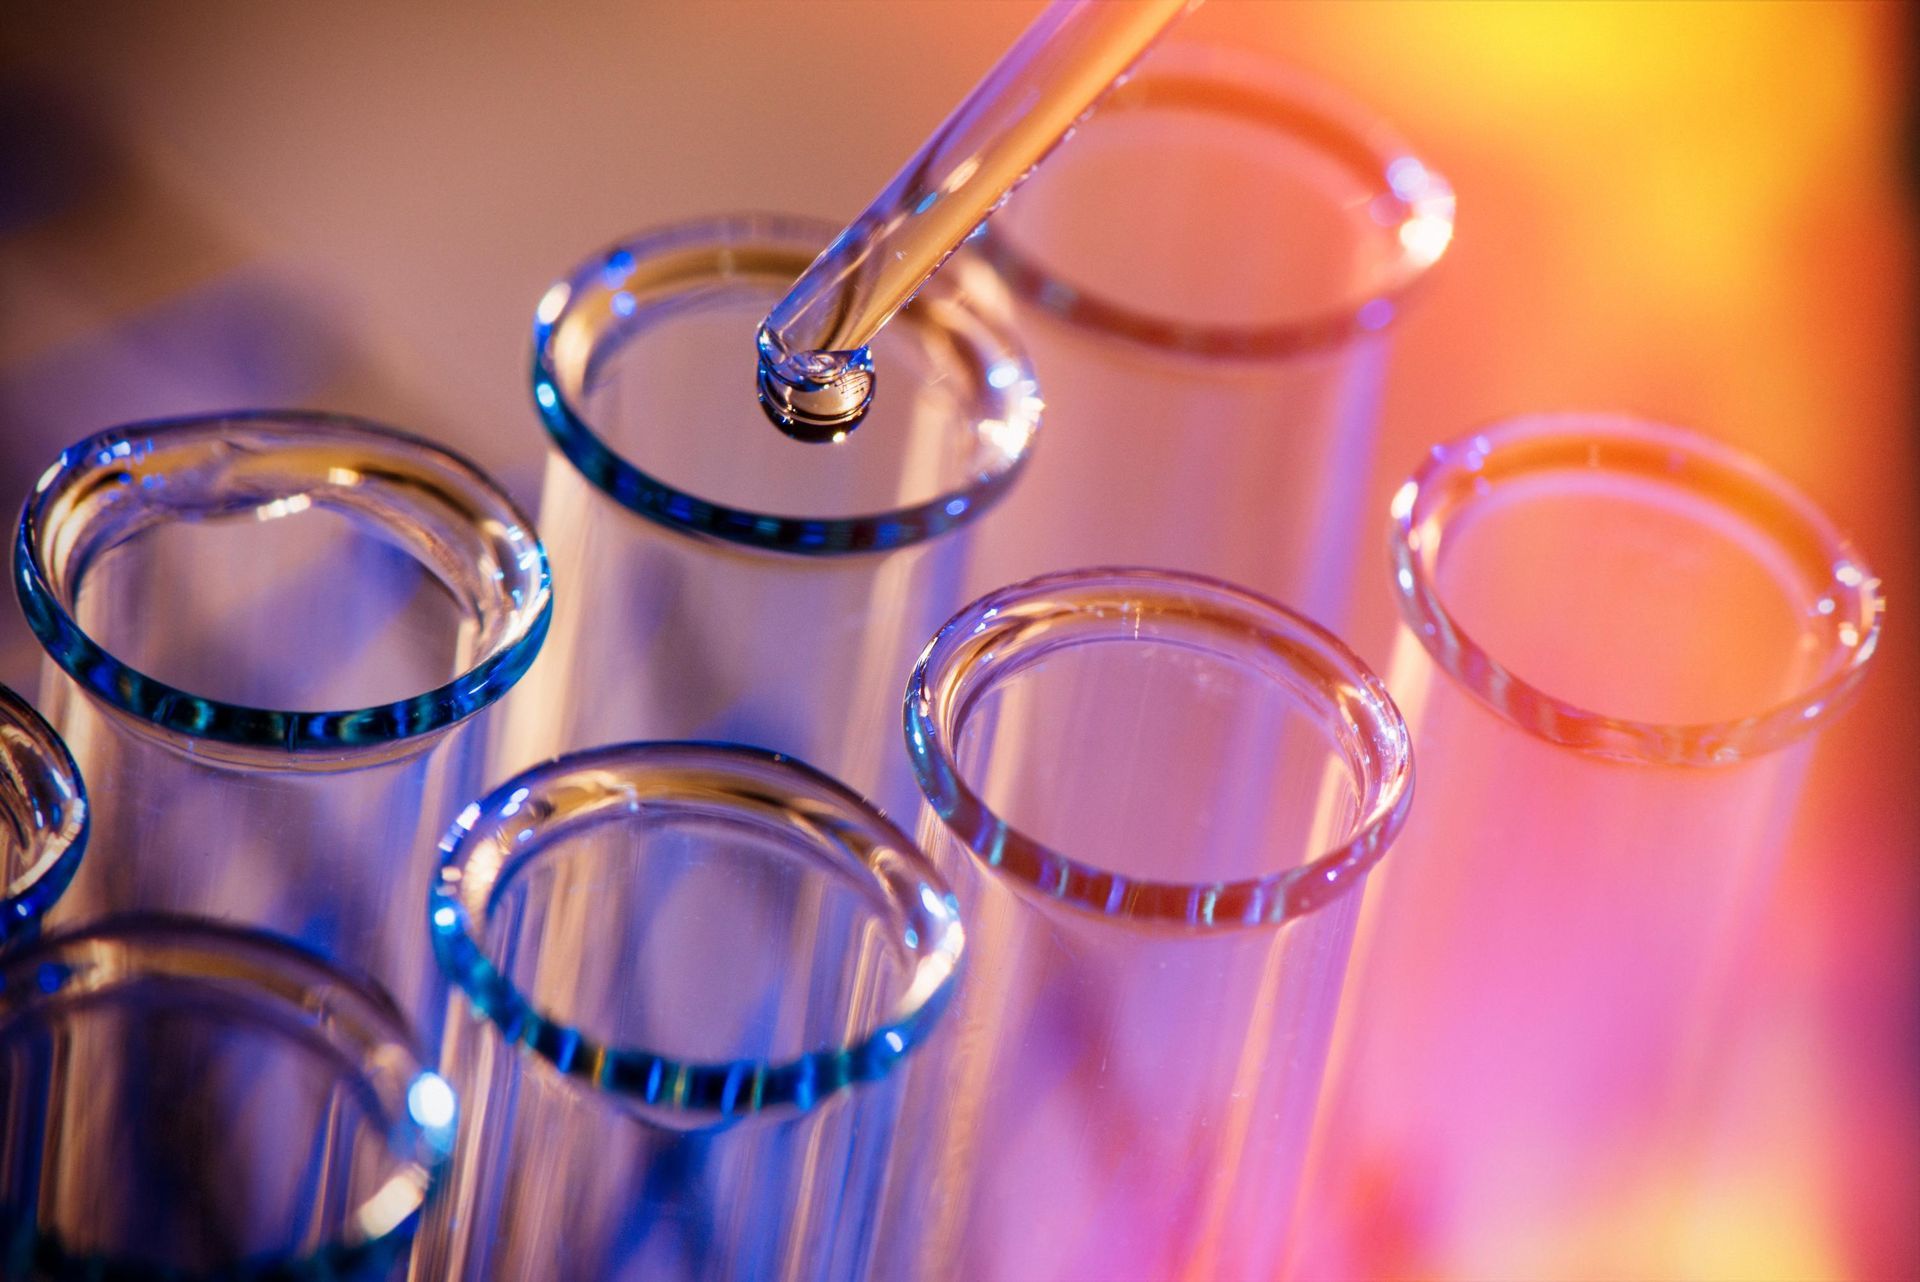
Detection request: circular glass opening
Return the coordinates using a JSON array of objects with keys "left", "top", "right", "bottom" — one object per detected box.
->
[
  {"left": 533, "top": 214, "right": 1040, "bottom": 553},
  {"left": 1391, "top": 414, "right": 1884, "bottom": 764}
]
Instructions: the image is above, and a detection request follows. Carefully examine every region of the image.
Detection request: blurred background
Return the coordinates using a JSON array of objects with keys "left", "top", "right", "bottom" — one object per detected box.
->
[{"left": 1, "top": 2, "right": 1912, "bottom": 1276}]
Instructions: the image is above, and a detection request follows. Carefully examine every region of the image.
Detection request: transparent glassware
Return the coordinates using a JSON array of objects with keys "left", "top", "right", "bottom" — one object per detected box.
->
[
  {"left": 1296, "top": 414, "right": 1885, "bottom": 1278},
  {"left": 969, "top": 43, "right": 1454, "bottom": 626},
  {"left": 0, "top": 683, "right": 86, "bottom": 949},
  {"left": 876, "top": 567, "right": 1413, "bottom": 1281},
  {"left": 0, "top": 913, "right": 454, "bottom": 1280},
  {"left": 14, "top": 412, "right": 551, "bottom": 1037},
  {"left": 503, "top": 213, "right": 1039, "bottom": 819},
  {"left": 414, "top": 741, "right": 964, "bottom": 1282}
]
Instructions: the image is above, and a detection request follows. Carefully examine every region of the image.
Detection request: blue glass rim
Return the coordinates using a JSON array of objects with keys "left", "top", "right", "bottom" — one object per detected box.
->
[
  {"left": 0, "top": 683, "right": 86, "bottom": 947},
  {"left": 14, "top": 411, "right": 553, "bottom": 757},
  {"left": 431, "top": 740, "right": 966, "bottom": 1126},
  {"left": 530, "top": 212, "right": 1040, "bottom": 557},
  {"left": 979, "top": 43, "right": 1455, "bottom": 359},
  {"left": 905, "top": 566, "right": 1414, "bottom": 929},
  {"left": 0, "top": 912, "right": 453, "bottom": 1280}
]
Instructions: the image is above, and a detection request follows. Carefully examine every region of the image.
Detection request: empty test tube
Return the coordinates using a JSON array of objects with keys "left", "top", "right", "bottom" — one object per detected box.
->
[
  {"left": 877, "top": 567, "right": 1413, "bottom": 1280},
  {"left": 1296, "top": 414, "right": 1885, "bottom": 1278},
  {"left": 415, "top": 742, "right": 964, "bottom": 1281},
  {"left": 14, "top": 413, "right": 551, "bottom": 1037},
  {"left": 969, "top": 44, "right": 1454, "bottom": 626},
  {"left": 0, "top": 914, "right": 452, "bottom": 1279},
  {"left": 0, "top": 683, "right": 86, "bottom": 949},
  {"left": 505, "top": 214, "right": 1039, "bottom": 820}
]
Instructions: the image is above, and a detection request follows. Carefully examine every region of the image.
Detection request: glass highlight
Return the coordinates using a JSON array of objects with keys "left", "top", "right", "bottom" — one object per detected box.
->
[
  {"left": 510, "top": 213, "right": 1038, "bottom": 818},
  {"left": 14, "top": 412, "right": 551, "bottom": 1034},
  {"left": 882, "top": 567, "right": 1412, "bottom": 1280},
  {"left": 0, "top": 684, "right": 86, "bottom": 948},
  {"left": 416, "top": 741, "right": 963, "bottom": 1281},
  {"left": 755, "top": 0, "right": 1191, "bottom": 438},
  {"left": 1297, "top": 413, "right": 1884, "bottom": 1278},
  {"left": 970, "top": 45, "right": 1454, "bottom": 626},
  {"left": 0, "top": 914, "right": 451, "bottom": 1280}
]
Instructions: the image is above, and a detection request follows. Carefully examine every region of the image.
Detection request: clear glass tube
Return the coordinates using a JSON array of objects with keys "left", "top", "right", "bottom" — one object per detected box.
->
[
  {"left": 878, "top": 567, "right": 1413, "bottom": 1280},
  {"left": 0, "top": 913, "right": 453, "bottom": 1279},
  {"left": 0, "top": 683, "right": 87, "bottom": 949},
  {"left": 507, "top": 213, "right": 1039, "bottom": 820},
  {"left": 969, "top": 44, "right": 1454, "bottom": 625},
  {"left": 1296, "top": 414, "right": 1885, "bottom": 1278},
  {"left": 14, "top": 412, "right": 551, "bottom": 1037},
  {"left": 414, "top": 741, "right": 964, "bottom": 1282}
]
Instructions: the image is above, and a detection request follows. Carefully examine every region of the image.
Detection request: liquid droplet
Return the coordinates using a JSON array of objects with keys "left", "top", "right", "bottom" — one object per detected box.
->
[{"left": 756, "top": 341, "right": 876, "bottom": 443}]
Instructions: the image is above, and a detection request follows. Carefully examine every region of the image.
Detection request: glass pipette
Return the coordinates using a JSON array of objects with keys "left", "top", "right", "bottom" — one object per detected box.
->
[{"left": 757, "top": 0, "right": 1196, "bottom": 441}]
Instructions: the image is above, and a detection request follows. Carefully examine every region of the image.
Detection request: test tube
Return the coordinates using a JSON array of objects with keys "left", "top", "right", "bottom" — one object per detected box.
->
[
  {"left": 969, "top": 45, "right": 1454, "bottom": 623},
  {"left": 0, "top": 683, "right": 86, "bottom": 949},
  {"left": 14, "top": 412, "right": 551, "bottom": 1036},
  {"left": 877, "top": 567, "right": 1413, "bottom": 1280},
  {"left": 1297, "top": 414, "right": 1885, "bottom": 1278},
  {"left": 415, "top": 741, "right": 964, "bottom": 1281},
  {"left": 0, "top": 914, "right": 452, "bottom": 1279},
  {"left": 505, "top": 214, "right": 1038, "bottom": 819}
]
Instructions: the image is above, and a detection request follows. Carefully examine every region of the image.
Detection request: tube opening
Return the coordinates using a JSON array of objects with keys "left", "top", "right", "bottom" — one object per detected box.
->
[
  {"left": 1390, "top": 413, "right": 1884, "bottom": 765},
  {"left": 431, "top": 742, "right": 964, "bottom": 1128},
  {"left": 982, "top": 43, "right": 1454, "bottom": 357},
  {"left": 906, "top": 568, "right": 1412, "bottom": 928},
  {"left": 532, "top": 214, "right": 1041, "bottom": 555},
  {"left": 15, "top": 412, "right": 552, "bottom": 760},
  {"left": 0, "top": 914, "right": 449, "bottom": 1276},
  {"left": 0, "top": 685, "right": 86, "bottom": 943}
]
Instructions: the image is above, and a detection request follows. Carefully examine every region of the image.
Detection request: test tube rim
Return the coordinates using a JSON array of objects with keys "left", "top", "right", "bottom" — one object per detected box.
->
[
  {"left": 1388, "top": 411, "right": 1886, "bottom": 766},
  {"left": 429, "top": 739, "right": 965, "bottom": 1126},
  {"left": 0, "top": 911, "right": 452, "bottom": 1279},
  {"left": 978, "top": 41, "right": 1456, "bottom": 359},
  {"left": 0, "top": 682, "right": 87, "bottom": 947},
  {"left": 14, "top": 410, "right": 553, "bottom": 762},
  {"left": 530, "top": 212, "right": 1039, "bottom": 558},
  {"left": 904, "top": 566, "right": 1414, "bottom": 929}
]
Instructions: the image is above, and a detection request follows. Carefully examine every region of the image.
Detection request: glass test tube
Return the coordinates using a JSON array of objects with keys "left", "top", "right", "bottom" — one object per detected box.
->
[
  {"left": 0, "top": 914, "right": 453, "bottom": 1280},
  {"left": 1297, "top": 415, "right": 1885, "bottom": 1279},
  {"left": 0, "top": 684, "right": 86, "bottom": 950},
  {"left": 877, "top": 567, "right": 1413, "bottom": 1281},
  {"left": 415, "top": 741, "right": 964, "bottom": 1282},
  {"left": 14, "top": 413, "right": 551, "bottom": 1036},
  {"left": 504, "top": 214, "right": 1039, "bottom": 819},
  {"left": 970, "top": 44, "right": 1454, "bottom": 624}
]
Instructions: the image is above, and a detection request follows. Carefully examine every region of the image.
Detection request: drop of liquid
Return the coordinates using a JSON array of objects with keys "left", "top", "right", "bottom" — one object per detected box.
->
[{"left": 756, "top": 333, "right": 876, "bottom": 443}]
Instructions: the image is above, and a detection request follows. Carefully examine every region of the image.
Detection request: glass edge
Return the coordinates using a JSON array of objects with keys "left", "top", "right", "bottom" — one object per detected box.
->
[
  {"left": 529, "top": 213, "right": 1037, "bottom": 557},
  {"left": 429, "top": 740, "right": 965, "bottom": 1123},
  {"left": 1387, "top": 412, "right": 1887, "bottom": 767},
  {"left": 977, "top": 43, "right": 1456, "bottom": 358},
  {"left": 903, "top": 566, "right": 1415, "bottom": 930},
  {"left": 0, "top": 684, "right": 87, "bottom": 946},
  {"left": 12, "top": 411, "right": 554, "bottom": 757},
  {"left": 0, "top": 912, "right": 448, "bottom": 1280}
]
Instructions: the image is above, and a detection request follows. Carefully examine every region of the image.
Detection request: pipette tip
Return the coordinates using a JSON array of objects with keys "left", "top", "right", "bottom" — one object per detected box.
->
[{"left": 756, "top": 345, "right": 876, "bottom": 444}]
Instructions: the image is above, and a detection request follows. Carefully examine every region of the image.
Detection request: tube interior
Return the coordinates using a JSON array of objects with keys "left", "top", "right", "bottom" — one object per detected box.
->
[
  {"left": 1393, "top": 415, "right": 1883, "bottom": 762},
  {"left": 0, "top": 917, "right": 445, "bottom": 1273},
  {"left": 18, "top": 413, "right": 550, "bottom": 750},
  {"left": 434, "top": 743, "right": 963, "bottom": 1125},
  {"left": 484, "top": 800, "right": 915, "bottom": 1066},
  {"left": 535, "top": 215, "right": 1039, "bottom": 546},
  {"left": 985, "top": 44, "right": 1453, "bottom": 353},
  {"left": 910, "top": 569, "right": 1412, "bottom": 926},
  {"left": 0, "top": 686, "right": 85, "bottom": 933}
]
